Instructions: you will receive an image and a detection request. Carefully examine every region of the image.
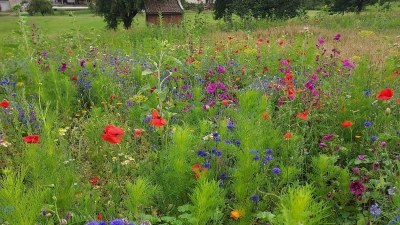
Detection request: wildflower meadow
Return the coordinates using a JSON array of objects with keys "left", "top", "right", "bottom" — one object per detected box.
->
[{"left": 0, "top": 9, "right": 400, "bottom": 225}]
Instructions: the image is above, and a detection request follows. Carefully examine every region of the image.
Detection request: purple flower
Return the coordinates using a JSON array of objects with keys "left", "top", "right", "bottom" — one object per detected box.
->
[
  {"left": 110, "top": 219, "right": 124, "bottom": 225},
  {"left": 342, "top": 59, "right": 354, "bottom": 69},
  {"left": 80, "top": 60, "right": 86, "bottom": 67},
  {"left": 217, "top": 82, "right": 228, "bottom": 91},
  {"left": 364, "top": 121, "right": 372, "bottom": 127},
  {"left": 322, "top": 134, "right": 334, "bottom": 141},
  {"left": 203, "top": 162, "right": 211, "bottom": 169},
  {"left": 86, "top": 222, "right": 99, "bottom": 225},
  {"left": 217, "top": 65, "right": 226, "bottom": 73},
  {"left": 358, "top": 155, "right": 366, "bottom": 160},
  {"left": 333, "top": 33, "right": 341, "bottom": 41},
  {"left": 265, "top": 155, "right": 273, "bottom": 161},
  {"left": 381, "top": 141, "right": 386, "bottom": 147},
  {"left": 265, "top": 149, "right": 273, "bottom": 154},
  {"left": 319, "top": 142, "right": 327, "bottom": 148},
  {"left": 60, "top": 63, "right": 67, "bottom": 72},
  {"left": 350, "top": 180, "right": 365, "bottom": 195},
  {"left": 318, "top": 37, "right": 325, "bottom": 44},
  {"left": 220, "top": 174, "right": 227, "bottom": 179},
  {"left": 206, "top": 83, "right": 217, "bottom": 94},
  {"left": 352, "top": 168, "right": 360, "bottom": 173}
]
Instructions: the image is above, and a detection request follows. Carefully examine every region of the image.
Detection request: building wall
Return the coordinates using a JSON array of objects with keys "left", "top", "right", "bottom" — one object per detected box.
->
[
  {"left": 0, "top": 1, "right": 10, "bottom": 11},
  {"left": 146, "top": 14, "right": 183, "bottom": 26}
]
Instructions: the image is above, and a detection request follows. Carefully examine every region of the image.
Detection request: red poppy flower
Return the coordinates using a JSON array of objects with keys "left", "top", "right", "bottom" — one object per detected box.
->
[
  {"left": 262, "top": 112, "right": 269, "bottom": 120},
  {"left": 90, "top": 177, "right": 98, "bottom": 185},
  {"left": 285, "top": 73, "right": 293, "bottom": 81},
  {"left": 71, "top": 76, "right": 77, "bottom": 81},
  {"left": 192, "top": 163, "right": 207, "bottom": 179},
  {"left": 297, "top": 108, "right": 310, "bottom": 120},
  {"left": 134, "top": 128, "right": 143, "bottom": 137},
  {"left": 101, "top": 124, "right": 124, "bottom": 144},
  {"left": 97, "top": 214, "right": 103, "bottom": 221},
  {"left": 23, "top": 135, "right": 40, "bottom": 144},
  {"left": 263, "top": 67, "right": 269, "bottom": 74},
  {"left": 342, "top": 121, "right": 353, "bottom": 128},
  {"left": 393, "top": 70, "right": 399, "bottom": 75},
  {"left": 397, "top": 98, "right": 400, "bottom": 104},
  {"left": 283, "top": 133, "right": 292, "bottom": 140},
  {"left": 376, "top": 88, "right": 394, "bottom": 100},
  {"left": 150, "top": 110, "right": 166, "bottom": 127},
  {"left": 0, "top": 101, "right": 9, "bottom": 108},
  {"left": 109, "top": 95, "right": 117, "bottom": 99}
]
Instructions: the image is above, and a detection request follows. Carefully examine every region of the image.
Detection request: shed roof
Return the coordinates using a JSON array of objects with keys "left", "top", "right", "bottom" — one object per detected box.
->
[{"left": 144, "top": 0, "right": 183, "bottom": 14}]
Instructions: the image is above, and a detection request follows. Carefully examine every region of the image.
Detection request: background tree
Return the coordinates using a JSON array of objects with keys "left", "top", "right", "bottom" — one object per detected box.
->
[
  {"left": 213, "top": 0, "right": 303, "bottom": 21},
  {"left": 95, "top": 0, "right": 143, "bottom": 30},
  {"left": 27, "top": 0, "right": 54, "bottom": 16},
  {"left": 327, "top": 0, "right": 387, "bottom": 13}
]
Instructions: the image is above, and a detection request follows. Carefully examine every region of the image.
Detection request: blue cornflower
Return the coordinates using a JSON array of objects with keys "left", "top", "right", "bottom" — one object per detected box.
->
[
  {"left": 265, "top": 149, "right": 273, "bottom": 154},
  {"left": 214, "top": 137, "right": 222, "bottom": 142},
  {"left": 272, "top": 168, "right": 281, "bottom": 174},
  {"left": 220, "top": 174, "right": 227, "bottom": 179},
  {"left": 99, "top": 222, "right": 107, "bottom": 225},
  {"left": 203, "top": 162, "right": 211, "bottom": 169},
  {"left": 250, "top": 195, "right": 260, "bottom": 201},
  {"left": 234, "top": 140, "right": 241, "bottom": 145},
  {"left": 110, "top": 219, "right": 124, "bottom": 225},
  {"left": 216, "top": 151, "right": 222, "bottom": 157},
  {"left": 369, "top": 204, "right": 381, "bottom": 216},
  {"left": 370, "top": 136, "right": 377, "bottom": 142},
  {"left": 211, "top": 149, "right": 217, "bottom": 155},
  {"left": 265, "top": 155, "right": 273, "bottom": 161},
  {"left": 364, "top": 91, "right": 371, "bottom": 96},
  {"left": 364, "top": 121, "right": 372, "bottom": 127},
  {"left": 225, "top": 140, "right": 231, "bottom": 144},
  {"left": 388, "top": 186, "right": 397, "bottom": 195},
  {"left": 197, "top": 150, "right": 208, "bottom": 157},
  {"left": 86, "top": 221, "right": 99, "bottom": 225},
  {"left": 213, "top": 132, "right": 219, "bottom": 137},
  {"left": 253, "top": 155, "right": 260, "bottom": 160},
  {"left": 227, "top": 124, "right": 235, "bottom": 130}
]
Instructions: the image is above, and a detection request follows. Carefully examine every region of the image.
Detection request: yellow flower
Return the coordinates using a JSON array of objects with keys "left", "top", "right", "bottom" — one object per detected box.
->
[{"left": 355, "top": 135, "right": 361, "bottom": 139}]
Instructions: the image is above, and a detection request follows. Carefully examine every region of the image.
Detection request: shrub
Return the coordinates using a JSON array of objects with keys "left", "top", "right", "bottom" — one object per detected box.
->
[{"left": 27, "top": 0, "right": 53, "bottom": 16}]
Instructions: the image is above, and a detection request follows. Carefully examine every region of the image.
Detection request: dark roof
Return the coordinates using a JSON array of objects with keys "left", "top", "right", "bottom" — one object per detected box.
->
[{"left": 144, "top": 0, "right": 183, "bottom": 14}]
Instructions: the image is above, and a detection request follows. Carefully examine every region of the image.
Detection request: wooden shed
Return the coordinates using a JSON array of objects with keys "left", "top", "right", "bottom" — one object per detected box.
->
[{"left": 144, "top": 0, "right": 184, "bottom": 25}]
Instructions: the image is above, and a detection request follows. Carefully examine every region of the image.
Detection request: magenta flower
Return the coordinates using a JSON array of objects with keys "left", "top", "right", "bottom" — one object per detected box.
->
[
  {"left": 342, "top": 59, "right": 355, "bottom": 69},
  {"left": 380, "top": 141, "right": 386, "bottom": 147},
  {"left": 217, "top": 65, "right": 226, "bottom": 73},
  {"left": 206, "top": 83, "right": 217, "bottom": 94},
  {"left": 350, "top": 181, "right": 365, "bottom": 195},
  {"left": 333, "top": 33, "right": 341, "bottom": 41},
  {"left": 319, "top": 142, "right": 327, "bottom": 148},
  {"left": 358, "top": 155, "right": 366, "bottom": 160},
  {"left": 318, "top": 38, "right": 325, "bottom": 44},
  {"left": 322, "top": 134, "right": 334, "bottom": 141},
  {"left": 352, "top": 168, "right": 360, "bottom": 173}
]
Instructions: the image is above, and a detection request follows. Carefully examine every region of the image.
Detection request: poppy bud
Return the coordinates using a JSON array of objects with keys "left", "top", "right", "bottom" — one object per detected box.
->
[{"left": 385, "top": 107, "right": 391, "bottom": 115}]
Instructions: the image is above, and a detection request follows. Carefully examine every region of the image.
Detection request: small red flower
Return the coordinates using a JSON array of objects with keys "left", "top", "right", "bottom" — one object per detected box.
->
[
  {"left": 283, "top": 133, "right": 292, "bottom": 140},
  {"left": 109, "top": 95, "right": 117, "bottom": 100},
  {"left": 134, "top": 128, "right": 143, "bottom": 137},
  {"left": 342, "top": 121, "right": 353, "bottom": 128},
  {"left": 101, "top": 124, "right": 124, "bottom": 144},
  {"left": 22, "top": 135, "right": 40, "bottom": 144},
  {"left": 71, "top": 76, "right": 77, "bottom": 81},
  {"left": 97, "top": 214, "right": 103, "bottom": 221},
  {"left": 150, "top": 86, "right": 156, "bottom": 93},
  {"left": 262, "top": 67, "right": 269, "bottom": 74},
  {"left": 376, "top": 88, "right": 394, "bottom": 100},
  {"left": 297, "top": 108, "right": 310, "bottom": 120},
  {"left": 285, "top": 73, "right": 293, "bottom": 81},
  {"left": 90, "top": 177, "right": 98, "bottom": 185},
  {"left": 221, "top": 100, "right": 229, "bottom": 105},
  {"left": 0, "top": 101, "right": 9, "bottom": 108},
  {"left": 393, "top": 70, "right": 399, "bottom": 75},
  {"left": 192, "top": 163, "right": 207, "bottom": 179},
  {"left": 262, "top": 112, "right": 269, "bottom": 120},
  {"left": 150, "top": 110, "right": 167, "bottom": 127}
]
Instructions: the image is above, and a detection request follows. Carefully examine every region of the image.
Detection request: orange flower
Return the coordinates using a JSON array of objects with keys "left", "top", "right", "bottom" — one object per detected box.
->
[
  {"left": 230, "top": 210, "right": 243, "bottom": 220},
  {"left": 283, "top": 133, "right": 292, "bottom": 140},
  {"left": 340, "top": 106, "right": 345, "bottom": 111},
  {"left": 285, "top": 73, "right": 293, "bottom": 81},
  {"left": 262, "top": 112, "right": 269, "bottom": 120},
  {"left": 376, "top": 88, "right": 394, "bottom": 100},
  {"left": 341, "top": 121, "right": 353, "bottom": 128},
  {"left": 221, "top": 100, "right": 229, "bottom": 105},
  {"left": 297, "top": 108, "right": 310, "bottom": 120}
]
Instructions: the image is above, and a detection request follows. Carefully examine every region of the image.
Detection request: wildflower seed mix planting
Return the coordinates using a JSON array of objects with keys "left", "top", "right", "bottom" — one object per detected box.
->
[{"left": 0, "top": 1, "right": 400, "bottom": 224}]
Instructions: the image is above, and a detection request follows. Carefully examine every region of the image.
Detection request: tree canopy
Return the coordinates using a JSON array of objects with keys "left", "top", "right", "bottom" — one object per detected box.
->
[
  {"left": 213, "top": 0, "right": 304, "bottom": 21},
  {"left": 27, "top": 0, "right": 54, "bottom": 16},
  {"left": 95, "top": 0, "right": 143, "bottom": 30}
]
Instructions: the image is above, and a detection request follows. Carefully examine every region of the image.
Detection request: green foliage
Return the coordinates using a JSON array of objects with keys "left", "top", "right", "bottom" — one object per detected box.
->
[
  {"left": 275, "top": 184, "right": 332, "bottom": 225},
  {"left": 328, "top": 0, "right": 379, "bottom": 13},
  {"left": 11, "top": 4, "right": 21, "bottom": 15},
  {"left": 27, "top": 0, "right": 54, "bottom": 16},
  {"left": 95, "top": 0, "right": 141, "bottom": 30},
  {"left": 188, "top": 180, "right": 225, "bottom": 225},
  {"left": 123, "top": 177, "right": 159, "bottom": 218},
  {"left": 213, "top": 0, "right": 303, "bottom": 21}
]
